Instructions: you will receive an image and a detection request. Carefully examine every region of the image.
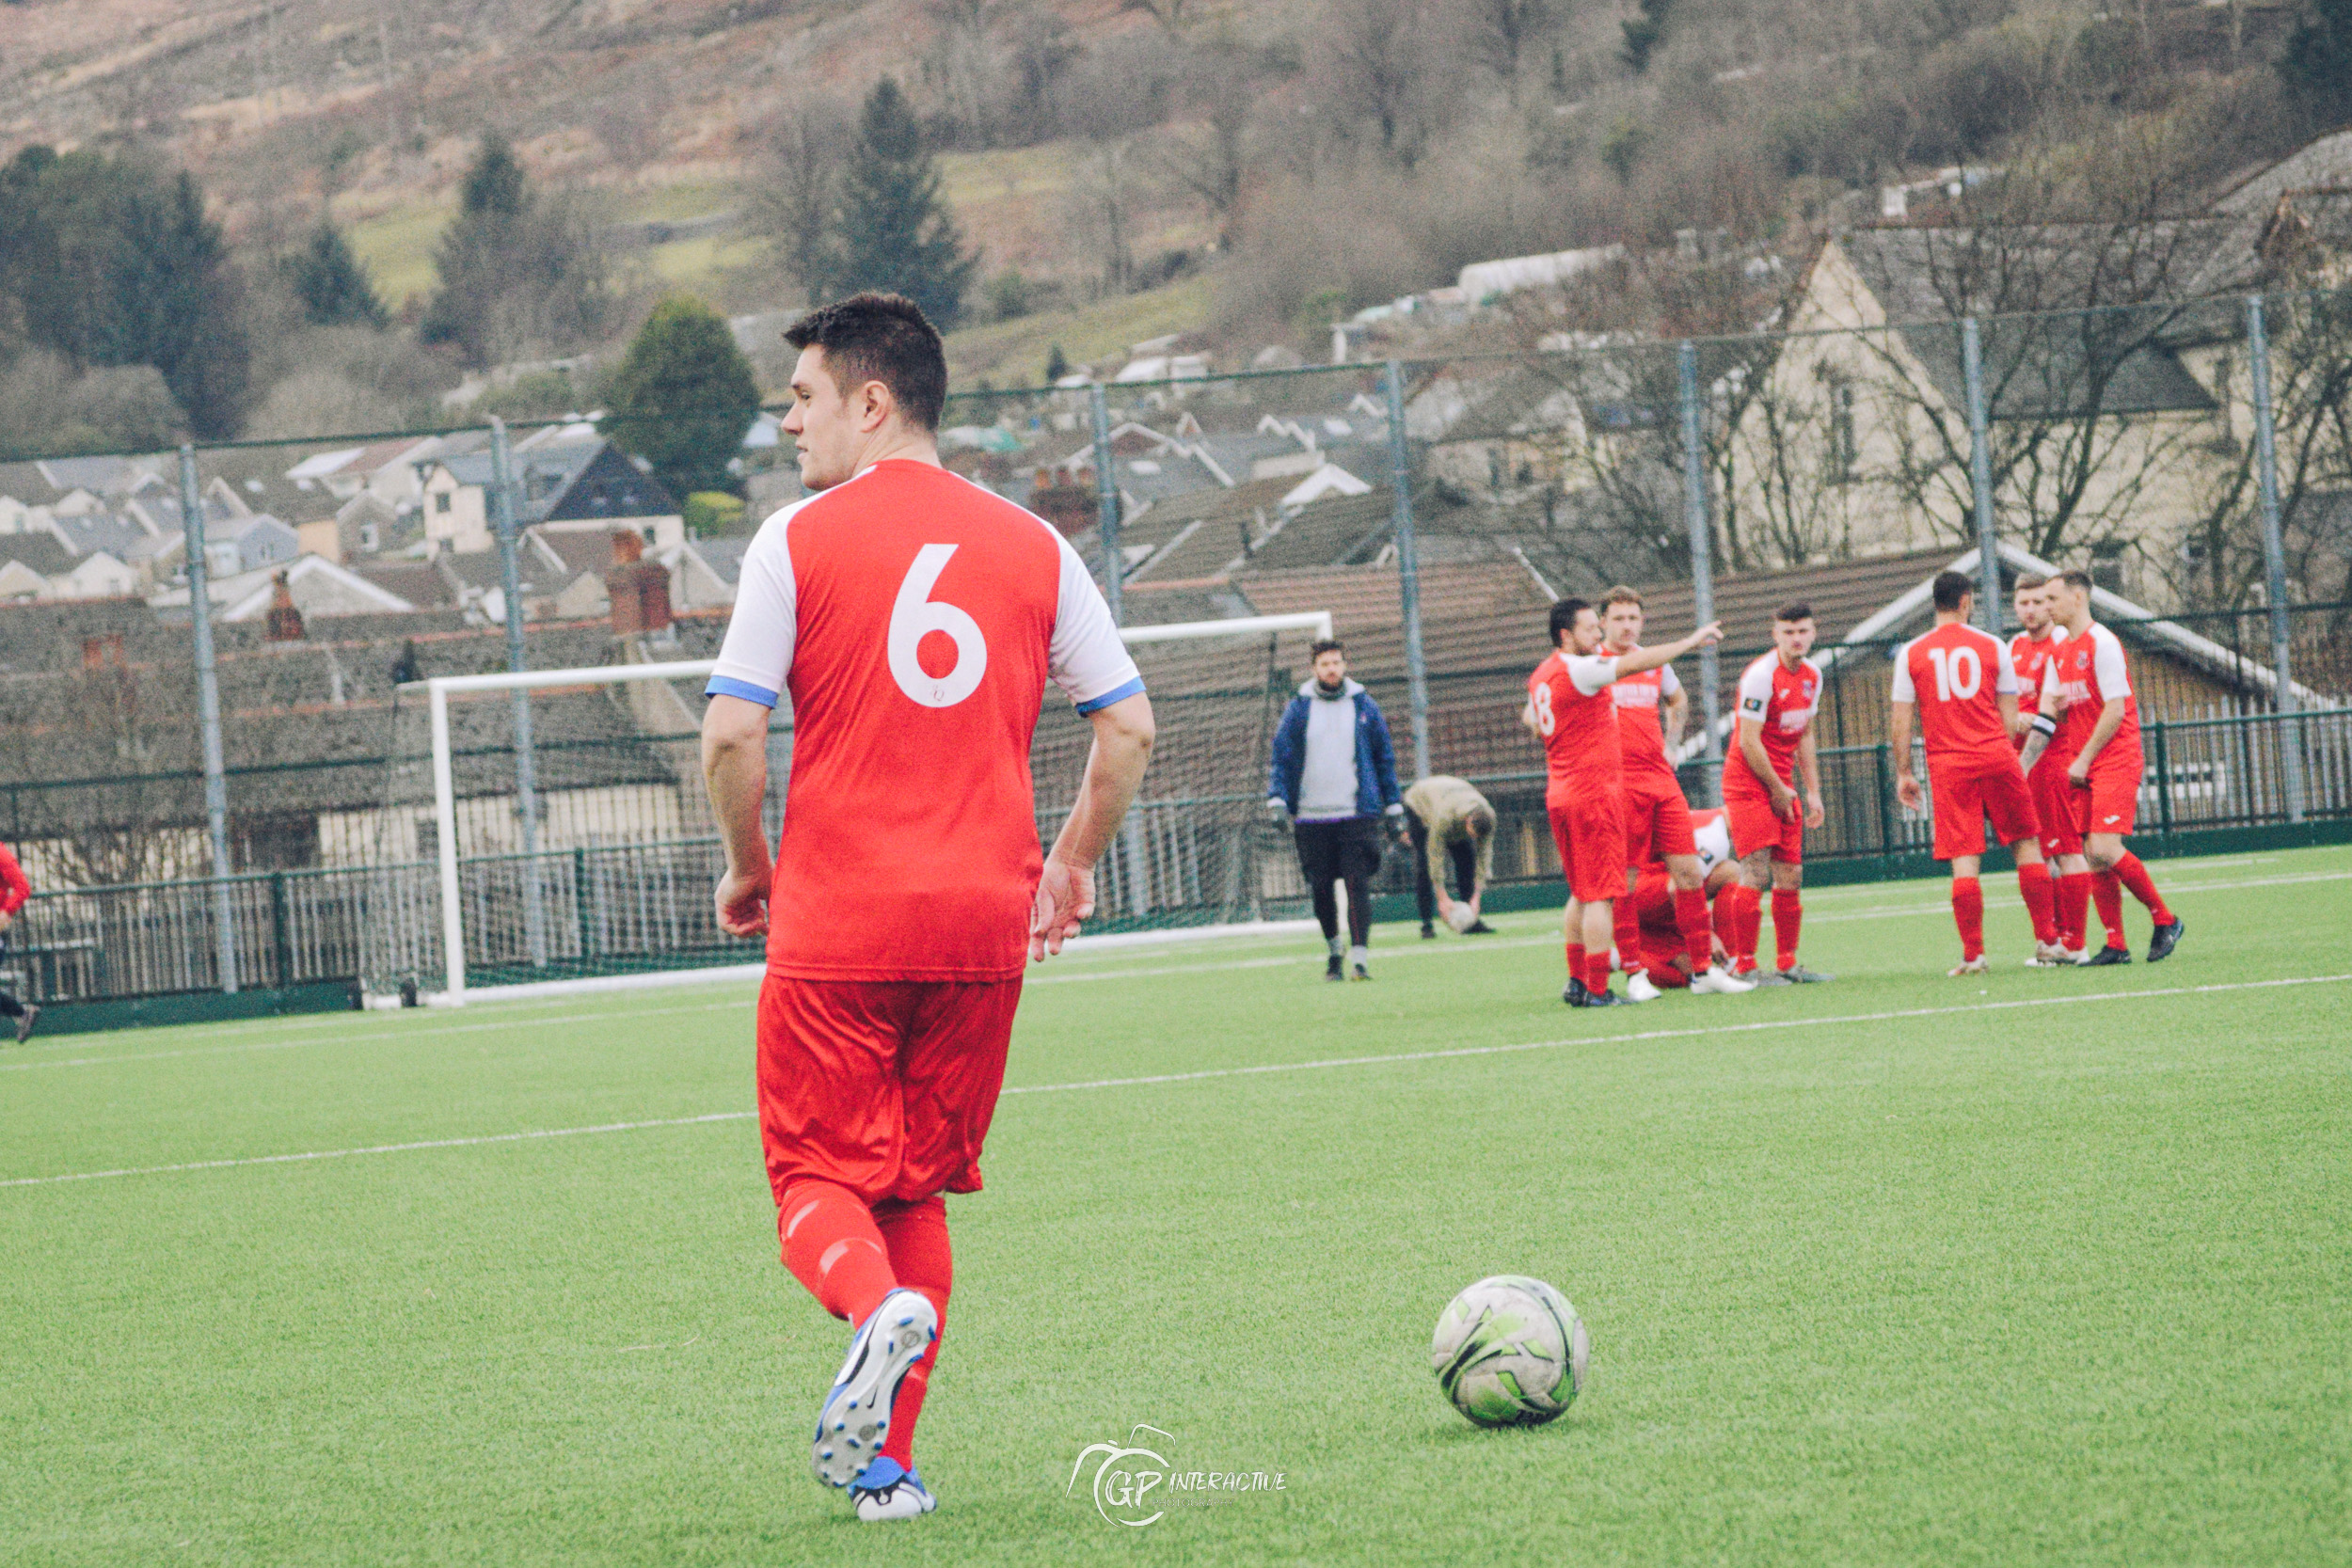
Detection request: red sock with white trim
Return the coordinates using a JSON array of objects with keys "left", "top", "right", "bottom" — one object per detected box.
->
[
  {"left": 2111, "top": 852, "right": 2173, "bottom": 924},
  {"left": 779, "top": 1180, "right": 897, "bottom": 1326},
  {"left": 2056, "top": 872, "right": 2091, "bottom": 950},
  {"left": 1951, "top": 876, "right": 1985, "bottom": 961},
  {"left": 2091, "top": 871, "right": 2127, "bottom": 950},
  {"left": 1676, "top": 888, "right": 1713, "bottom": 973},
  {"left": 872, "top": 1196, "right": 951, "bottom": 1469},
  {"left": 1771, "top": 889, "right": 1804, "bottom": 971},
  {"left": 2016, "top": 862, "right": 2058, "bottom": 946}
]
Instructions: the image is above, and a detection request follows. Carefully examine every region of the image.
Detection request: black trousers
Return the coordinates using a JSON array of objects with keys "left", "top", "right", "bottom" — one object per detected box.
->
[
  {"left": 0, "top": 937, "right": 23, "bottom": 1019},
  {"left": 1405, "top": 808, "right": 1479, "bottom": 924},
  {"left": 1293, "top": 818, "right": 1381, "bottom": 948}
]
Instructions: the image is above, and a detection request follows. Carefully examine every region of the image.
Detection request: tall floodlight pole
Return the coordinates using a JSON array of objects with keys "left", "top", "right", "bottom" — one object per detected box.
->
[
  {"left": 1677, "top": 341, "right": 1723, "bottom": 799},
  {"left": 2244, "top": 294, "right": 2307, "bottom": 824},
  {"left": 1385, "top": 359, "right": 1432, "bottom": 781},
  {"left": 487, "top": 419, "right": 547, "bottom": 965},
  {"left": 1962, "top": 317, "right": 2003, "bottom": 632},
  {"left": 179, "top": 444, "right": 239, "bottom": 994},
  {"left": 1089, "top": 382, "right": 1124, "bottom": 626}
]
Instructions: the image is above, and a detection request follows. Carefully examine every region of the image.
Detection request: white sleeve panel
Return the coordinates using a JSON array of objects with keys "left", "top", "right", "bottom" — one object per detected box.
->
[
  {"left": 2091, "top": 624, "right": 2132, "bottom": 698},
  {"left": 1888, "top": 638, "right": 1918, "bottom": 704},
  {"left": 706, "top": 501, "right": 804, "bottom": 706},
  {"left": 1659, "top": 662, "right": 1682, "bottom": 697},
  {"left": 1048, "top": 531, "right": 1144, "bottom": 711},
  {"left": 1565, "top": 654, "right": 1621, "bottom": 696},
  {"left": 1989, "top": 629, "right": 2021, "bottom": 694}
]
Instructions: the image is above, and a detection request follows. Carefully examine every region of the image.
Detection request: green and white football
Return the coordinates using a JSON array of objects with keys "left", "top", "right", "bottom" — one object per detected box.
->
[{"left": 1431, "top": 1275, "right": 1590, "bottom": 1427}]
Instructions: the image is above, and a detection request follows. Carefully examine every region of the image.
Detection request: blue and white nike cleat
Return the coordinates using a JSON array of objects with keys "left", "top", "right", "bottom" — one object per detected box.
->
[
  {"left": 813, "top": 1288, "right": 937, "bottom": 1489},
  {"left": 850, "top": 1456, "right": 938, "bottom": 1522}
]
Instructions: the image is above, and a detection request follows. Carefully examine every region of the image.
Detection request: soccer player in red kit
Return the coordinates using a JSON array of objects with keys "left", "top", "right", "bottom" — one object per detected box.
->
[
  {"left": 700, "top": 294, "right": 1155, "bottom": 1523},
  {"left": 1597, "top": 585, "right": 1751, "bottom": 999},
  {"left": 2008, "top": 574, "right": 2089, "bottom": 959},
  {"left": 1627, "top": 808, "right": 1738, "bottom": 988},
  {"left": 1722, "top": 603, "right": 1830, "bottom": 983},
  {"left": 1887, "top": 571, "right": 2060, "bottom": 974},
  {"left": 1525, "top": 597, "right": 1721, "bottom": 1007},
  {"left": 2022, "top": 570, "right": 2185, "bottom": 964}
]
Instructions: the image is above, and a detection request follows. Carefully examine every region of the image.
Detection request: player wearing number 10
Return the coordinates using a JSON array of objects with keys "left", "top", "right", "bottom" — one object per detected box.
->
[{"left": 699, "top": 293, "right": 1156, "bottom": 1524}]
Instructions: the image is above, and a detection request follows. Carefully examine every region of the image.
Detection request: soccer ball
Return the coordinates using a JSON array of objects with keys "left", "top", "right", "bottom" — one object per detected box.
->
[
  {"left": 1431, "top": 1275, "right": 1590, "bottom": 1427},
  {"left": 1444, "top": 903, "right": 1477, "bottom": 934}
]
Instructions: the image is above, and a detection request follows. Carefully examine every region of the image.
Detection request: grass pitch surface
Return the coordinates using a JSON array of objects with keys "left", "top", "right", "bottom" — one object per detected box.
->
[{"left": 3, "top": 847, "right": 2348, "bottom": 1566}]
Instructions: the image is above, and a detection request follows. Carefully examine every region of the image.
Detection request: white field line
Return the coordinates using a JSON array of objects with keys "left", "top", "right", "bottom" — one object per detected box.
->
[
  {"left": 8, "top": 866, "right": 2347, "bottom": 1075},
  {"left": 5, "top": 973, "right": 2344, "bottom": 1191}
]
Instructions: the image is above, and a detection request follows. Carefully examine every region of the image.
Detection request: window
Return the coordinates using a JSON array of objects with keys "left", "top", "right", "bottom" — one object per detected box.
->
[
  {"left": 1827, "top": 376, "right": 1858, "bottom": 483},
  {"left": 435, "top": 491, "right": 453, "bottom": 515},
  {"left": 2090, "top": 541, "right": 2127, "bottom": 594},
  {"left": 359, "top": 522, "right": 379, "bottom": 552}
]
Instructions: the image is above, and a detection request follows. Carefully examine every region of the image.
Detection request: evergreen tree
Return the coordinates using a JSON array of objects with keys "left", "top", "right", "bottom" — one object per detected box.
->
[
  {"left": 2279, "top": 0, "right": 2352, "bottom": 130},
  {"left": 1620, "top": 0, "right": 1670, "bottom": 71},
  {"left": 598, "top": 295, "right": 761, "bottom": 503},
  {"left": 825, "top": 78, "right": 978, "bottom": 328},
  {"left": 285, "top": 222, "right": 389, "bottom": 329},
  {"left": 421, "top": 134, "right": 609, "bottom": 367}
]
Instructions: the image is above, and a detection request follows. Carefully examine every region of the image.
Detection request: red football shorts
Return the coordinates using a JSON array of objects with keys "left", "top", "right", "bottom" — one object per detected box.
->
[
  {"left": 2030, "top": 755, "right": 2083, "bottom": 858},
  {"left": 2071, "top": 751, "right": 2143, "bottom": 839},
  {"left": 1620, "top": 773, "right": 1697, "bottom": 863},
  {"left": 1930, "top": 757, "right": 2040, "bottom": 861},
  {"left": 1724, "top": 784, "right": 1803, "bottom": 864},
  {"left": 755, "top": 972, "right": 1023, "bottom": 1212},
  {"left": 1547, "top": 793, "right": 1628, "bottom": 905}
]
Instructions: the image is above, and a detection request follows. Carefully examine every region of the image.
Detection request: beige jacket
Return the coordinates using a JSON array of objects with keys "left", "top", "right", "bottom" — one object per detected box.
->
[{"left": 1403, "top": 775, "right": 1495, "bottom": 892}]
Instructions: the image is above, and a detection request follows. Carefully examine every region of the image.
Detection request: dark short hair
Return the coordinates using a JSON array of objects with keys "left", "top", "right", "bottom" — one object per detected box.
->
[
  {"left": 785, "top": 292, "right": 947, "bottom": 432},
  {"left": 1601, "top": 584, "right": 1643, "bottom": 610},
  {"left": 2013, "top": 572, "right": 2049, "bottom": 592},
  {"left": 1310, "top": 638, "right": 1344, "bottom": 659},
  {"left": 1549, "top": 597, "right": 1595, "bottom": 644},
  {"left": 1774, "top": 600, "right": 1814, "bottom": 624},
  {"left": 1931, "top": 570, "right": 1974, "bottom": 611},
  {"left": 2058, "top": 569, "right": 2094, "bottom": 594}
]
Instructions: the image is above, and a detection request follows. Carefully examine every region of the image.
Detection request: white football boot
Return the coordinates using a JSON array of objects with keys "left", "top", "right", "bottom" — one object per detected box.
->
[
  {"left": 2025, "top": 941, "right": 2069, "bottom": 967},
  {"left": 851, "top": 1457, "right": 938, "bottom": 1522},
  {"left": 1624, "top": 971, "right": 1661, "bottom": 1003},
  {"left": 1691, "top": 966, "right": 1754, "bottom": 994},
  {"left": 814, "top": 1289, "right": 937, "bottom": 1489},
  {"left": 1947, "top": 954, "right": 1991, "bottom": 976}
]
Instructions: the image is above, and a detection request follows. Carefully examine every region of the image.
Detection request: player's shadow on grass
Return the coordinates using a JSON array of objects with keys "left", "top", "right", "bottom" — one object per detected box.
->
[{"left": 1420, "top": 1412, "right": 1602, "bottom": 1448}]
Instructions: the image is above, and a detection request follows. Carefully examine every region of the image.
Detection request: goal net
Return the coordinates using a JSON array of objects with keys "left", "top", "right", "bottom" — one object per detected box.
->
[{"left": 358, "top": 613, "right": 1328, "bottom": 1003}]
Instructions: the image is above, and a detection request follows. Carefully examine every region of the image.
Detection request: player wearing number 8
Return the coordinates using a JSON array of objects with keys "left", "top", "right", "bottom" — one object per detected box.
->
[
  {"left": 699, "top": 293, "right": 1155, "bottom": 1522},
  {"left": 1887, "top": 571, "right": 2060, "bottom": 974}
]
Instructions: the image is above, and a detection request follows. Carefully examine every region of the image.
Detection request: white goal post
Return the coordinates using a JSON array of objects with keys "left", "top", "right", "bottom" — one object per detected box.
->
[{"left": 401, "top": 611, "right": 1331, "bottom": 1005}]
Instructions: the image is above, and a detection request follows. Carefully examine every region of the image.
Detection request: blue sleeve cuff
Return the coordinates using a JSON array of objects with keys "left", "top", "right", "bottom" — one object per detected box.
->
[
  {"left": 705, "top": 675, "right": 779, "bottom": 707},
  {"left": 1073, "top": 676, "right": 1146, "bottom": 715}
]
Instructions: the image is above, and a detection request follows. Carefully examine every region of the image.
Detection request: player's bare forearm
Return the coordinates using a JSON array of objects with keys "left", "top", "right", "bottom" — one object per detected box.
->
[
  {"left": 1048, "top": 692, "right": 1155, "bottom": 873},
  {"left": 701, "top": 695, "right": 774, "bottom": 876},
  {"left": 1889, "top": 703, "right": 1921, "bottom": 807},
  {"left": 1661, "top": 688, "right": 1689, "bottom": 752},
  {"left": 1613, "top": 623, "right": 1721, "bottom": 680},
  {"left": 2074, "top": 699, "right": 2126, "bottom": 773},
  {"left": 1797, "top": 727, "right": 1824, "bottom": 826},
  {"left": 1738, "top": 720, "right": 1788, "bottom": 807}
]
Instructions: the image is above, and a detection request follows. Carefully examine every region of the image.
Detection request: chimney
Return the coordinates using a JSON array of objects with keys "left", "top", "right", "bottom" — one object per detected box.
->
[
  {"left": 264, "top": 571, "right": 306, "bottom": 641},
  {"left": 606, "top": 529, "right": 671, "bottom": 638}
]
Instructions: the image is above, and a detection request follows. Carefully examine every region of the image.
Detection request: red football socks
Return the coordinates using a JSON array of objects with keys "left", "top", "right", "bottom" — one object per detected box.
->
[
  {"left": 1950, "top": 876, "right": 1985, "bottom": 961},
  {"left": 1675, "top": 888, "right": 1713, "bottom": 972},
  {"left": 2091, "top": 871, "right": 2127, "bottom": 950},
  {"left": 1565, "top": 942, "right": 1585, "bottom": 987},
  {"left": 2056, "top": 872, "right": 2091, "bottom": 950},
  {"left": 1611, "top": 896, "right": 1642, "bottom": 974},
  {"left": 1732, "top": 886, "right": 1764, "bottom": 971},
  {"left": 2015, "top": 862, "right": 2058, "bottom": 946},
  {"left": 1713, "top": 890, "right": 1741, "bottom": 965},
  {"left": 1771, "top": 889, "right": 1803, "bottom": 971},
  {"left": 1584, "top": 949, "right": 1613, "bottom": 994},
  {"left": 871, "top": 1196, "right": 952, "bottom": 1468},
  {"left": 780, "top": 1180, "right": 897, "bottom": 1326},
  {"left": 2112, "top": 852, "right": 2173, "bottom": 924}
]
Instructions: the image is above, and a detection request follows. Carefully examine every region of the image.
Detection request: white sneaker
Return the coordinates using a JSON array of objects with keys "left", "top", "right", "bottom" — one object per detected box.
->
[
  {"left": 1948, "top": 955, "right": 1990, "bottom": 976},
  {"left": 2065, "top": 947, "right": 2091, "bottom": 966},
  {"left": 1625, "top": 971, "right": 1661, "bottom": 1002},
  {"left": 1691, "top": 966, "right": 1755, "bottom": 995},
  {"left": 851, "top": 1457, "right": 938, "bottom": 1522},
  {"left": 814, "top": 1289, "right": 937, "bottom": 1489},
  {"left": 2026, "top": 942, "right": 2067, "bottom": 968}
]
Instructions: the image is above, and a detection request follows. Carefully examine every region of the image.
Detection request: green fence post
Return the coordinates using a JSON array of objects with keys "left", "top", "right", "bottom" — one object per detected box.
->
[
  {"left": 269, "top": 870, "right": 293, "bottom": 986},
  {"left": 574, "top": 847, "right": 591, "bottom": 958},
  {"left": 2152, "top": 721, "right": 2172, "bottom": 838},
  {"left": 1873, "top": 743, "right": 1895, "bottom": 875}
]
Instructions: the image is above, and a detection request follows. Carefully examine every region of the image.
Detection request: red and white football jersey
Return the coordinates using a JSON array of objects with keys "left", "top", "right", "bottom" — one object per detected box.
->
[
  {"left": 707, "top": 459, "right": 1143, "bottom": 982},
  {"left": 1891, "top": 621, "right": 2020, "bottom": 768},
  {"left": 1609, "top": 652, "right": 1683, "bottom": 783},
  {"left": 2044, "top": 621, "right": 2140, "bottom": 767},
  {"left": 1528, "top": 650, "right": 1625, "bottom": 805},
  {"left": 1691, "top": 806, "right": 1730, "bottom": 878},
  {"left": 2008, "top": 627, "right": 2067, "bottom": 753},
  {"left": 1724, "top": 652, "right": 1821, "bottom": 794}
]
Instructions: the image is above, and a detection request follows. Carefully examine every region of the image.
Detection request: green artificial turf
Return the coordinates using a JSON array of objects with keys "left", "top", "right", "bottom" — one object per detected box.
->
[{"left": 2, "top": 847, "right": 2348, "bottom": 1566}]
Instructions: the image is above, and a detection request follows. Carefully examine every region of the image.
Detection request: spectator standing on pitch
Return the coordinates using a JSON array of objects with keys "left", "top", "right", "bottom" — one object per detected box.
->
[
  {"left": 2022, "top": 570, "right": 2185, "bottom": 964},
  {"left": 1888, "top": 571, "right": 2063, "bottom": 974},
  {"left": 0, "top": 842, "right": 35, "bottom": 1043},
  {"left": 1403, "top": 774, "right": 1497, "bottom": 938},
  {"left": 1597, "top": 585, "right": 1752, "bottom": 999},
  {"left": 700, "top": 293, "right": 1154, "bottom": 1524},
  {"left": 1267, "top": 640, "right": 1406, "bottom": 981},
  {"left": 1527, "top": 598, "right": 1722, "bottom": 1008},
  {"left": 1722, "top": 603, "right": 1831, "bottom": 984},
  {"left": 2008, "top": 575, "right": 2090, "bottom": 960}
]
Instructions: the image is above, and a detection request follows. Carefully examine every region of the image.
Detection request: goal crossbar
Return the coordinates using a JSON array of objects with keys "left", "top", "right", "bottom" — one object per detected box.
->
[{"left": 396, "top": 611, "right": 1330, "bottom": 1004}]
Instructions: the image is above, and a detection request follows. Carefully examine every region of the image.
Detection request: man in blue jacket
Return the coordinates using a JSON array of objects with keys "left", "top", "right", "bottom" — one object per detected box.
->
[{"left": 1266, "top": 639, "right": 1406, "bottom": 980}]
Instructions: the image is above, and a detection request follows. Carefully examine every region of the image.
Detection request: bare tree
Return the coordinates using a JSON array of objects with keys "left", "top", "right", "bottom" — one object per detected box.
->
[
  {"left": 1144, "top": 57, "right": 1255, "bottom": 249},
  {"left": 751, "top": 99, "right": 853, "bottom": 305},
  {"left": 1458, "top": 0, "right": 1553, "bottom": 99},
  {"left": 1315, "top": 0, "right": 1454, "bottom": 168}
]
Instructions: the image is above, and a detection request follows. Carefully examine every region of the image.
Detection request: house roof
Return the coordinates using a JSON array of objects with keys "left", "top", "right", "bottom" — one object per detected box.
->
[
  {"left": 2215, "top": 129, "right": 2352, "bottom": 215},
  {"left": 437, "top": 438, "right": 679, "bottom": 525},
  {"left": 1628, "top": 547, "right": 1964, "bottom": 649},
  {"left": 350, "top": 561, "right": 460, "bottom": 610},
  {"left": 0, "top": 533, "right": 78, "bottom": 578}
]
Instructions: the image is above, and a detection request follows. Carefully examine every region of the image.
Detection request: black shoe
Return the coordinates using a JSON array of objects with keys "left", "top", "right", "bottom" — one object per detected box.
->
[
  {"left": 2146, "top": 918, "right": 2184, "bottom": 963},
  {"left": 1420, "top": 922, "right": 1437, "bottom": 940},
  {"left": 1583, "top": 988, "right": 1625, "bottom": 1007},
  {"left": 1564, "top": 977, "right": 1589, "bottom": 1006},
  {"left": 1325, "top": 955, "right": 1344, "bottom": 982},
  {"left": 2085, "top": 943, "right": 2132, "bottom": 966},
  {"left": 1746, "top": 968, "right": 1792, "bottom": 988},
  {"left": 1463, "top": 920, "right": 1496, "bottom": 934},
  {"left": 12, "top": 1004, "right": 35, "bottom": 1045},
  {"left": 1779, "top": 964, "right": 1833, "bottom": 983},
  {"left": 1351, "top": 963, "right": 1372, "bottom": 981}
]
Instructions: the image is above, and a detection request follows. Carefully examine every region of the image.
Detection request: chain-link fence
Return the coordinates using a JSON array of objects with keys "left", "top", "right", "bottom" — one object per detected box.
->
[{"left": 4, "top": 288, "right": 2349, "bottom": 1006}]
